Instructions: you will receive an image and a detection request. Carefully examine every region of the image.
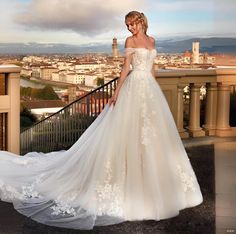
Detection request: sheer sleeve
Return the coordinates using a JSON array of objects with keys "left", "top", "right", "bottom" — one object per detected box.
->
[{"left": 125, "top": 48, "right": 135, "bottom": 57}]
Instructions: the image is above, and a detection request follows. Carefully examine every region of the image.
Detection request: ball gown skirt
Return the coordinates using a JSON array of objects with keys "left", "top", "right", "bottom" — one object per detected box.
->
[{"left": 0, "top": 48, "right": 203, "bottom": 230}]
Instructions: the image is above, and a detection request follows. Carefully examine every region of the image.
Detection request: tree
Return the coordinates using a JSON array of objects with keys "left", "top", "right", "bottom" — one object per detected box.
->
[
  {"left": 20, "top": 85, "right": 60, "bottom": 100},
  {"left": 37, "top": 85, "right": 59, "bottom": 100},
  {"left": 97, "top": 78, "right": 104, "bottom": 87},
  {"left": 20, "top": 103, "right": 38, "bottom": 131}
]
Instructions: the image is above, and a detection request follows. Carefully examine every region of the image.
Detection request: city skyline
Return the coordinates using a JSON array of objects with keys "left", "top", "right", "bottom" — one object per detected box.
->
[{"left": 0, "top": 0, "right": 236, "bottom": 46}]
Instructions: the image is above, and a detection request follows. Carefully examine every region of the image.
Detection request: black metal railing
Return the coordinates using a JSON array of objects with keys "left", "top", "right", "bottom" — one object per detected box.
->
[{"left": 20, "top": 78, "right": 118, "bottom": 155}]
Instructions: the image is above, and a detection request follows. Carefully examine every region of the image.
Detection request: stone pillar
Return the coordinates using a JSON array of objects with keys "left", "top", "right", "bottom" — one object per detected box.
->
[
  {"left": 187, "top": 83, "right": 205, "bottom": 137},
  {"left": 7, "top": 72, "right": 20, "bottom": 154},
  {"left": 203, "top": 82, "right": 218, "bottom": 135},
  {"left": 216, "top": 83, "right": 232, "bottom": 136},
  {"left": 177, "top": 84, "right": 189, "bottom": 138}
]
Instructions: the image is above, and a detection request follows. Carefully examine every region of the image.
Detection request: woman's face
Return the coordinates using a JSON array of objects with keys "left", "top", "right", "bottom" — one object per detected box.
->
[{"left": 125, "top": 19, "right": 140, "bottom": 35}]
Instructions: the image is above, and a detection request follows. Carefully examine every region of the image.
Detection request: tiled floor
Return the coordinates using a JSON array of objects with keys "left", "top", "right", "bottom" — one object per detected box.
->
[
  {"left": 183, "top": 136, "right": 236, "bottom": 234},
  {"left": 0, "top": 136, "right": 235, "bottom": 234},
  {"left": 215, "top": 140, "right": 236, "bottom": 234}
]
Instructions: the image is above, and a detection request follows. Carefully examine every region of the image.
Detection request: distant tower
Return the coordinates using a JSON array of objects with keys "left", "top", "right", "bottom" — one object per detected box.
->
[
  {"left": 112, "top": 38, "right": 118, "bottom": 58},
  {"left": 192, "top": 42, "right": 200, "bottom": 64}
]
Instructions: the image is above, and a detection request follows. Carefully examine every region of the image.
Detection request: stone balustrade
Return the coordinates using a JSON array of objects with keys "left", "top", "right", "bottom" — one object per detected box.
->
[
  {"left": 0, "top": 65, "right": 21, "bottom": 154},
  {"left": 155, "top": 68, "right": 236, "bottom": 138},
  {"left": 1, "top": 65, "right": 236, "bottom": 154}
]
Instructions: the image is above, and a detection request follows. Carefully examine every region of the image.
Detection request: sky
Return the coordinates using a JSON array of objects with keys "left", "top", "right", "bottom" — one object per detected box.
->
[{"left": 0, "top": 0, "right": 235, "bottom": 45}]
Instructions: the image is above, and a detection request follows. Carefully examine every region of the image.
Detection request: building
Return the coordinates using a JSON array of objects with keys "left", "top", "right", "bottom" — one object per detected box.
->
[
  {"left": 74, "top": 62, "right": 103, "bottom": 71},
  {"left": 20, "top": 68, "right": 32, "bottom": 77},
  {"left": 112, "top": 38, "right": 119, "bottom": 58},
  {"left": 31, "top": 65, "right": 41, "bottom": 78},
  {"left": 183, "top": 51, "right": 192, "bottom": 64},
  {"left": 192, "top": 42, "right": 200, "bottom": 64},
  {"left": 40, "top": 67, "right": 58, "bottom": 80},
  {"left": 51, "top": 71, "right": 60, "bottom": 82},
  {"left": 22, "top": 100, "right": 66, "bottom": 120},
  {"left": 66, "top": 73, "right": 84, "bottom": 84},
  {"left": 84, "top": 75, "right": 97, "bottom": 87}
]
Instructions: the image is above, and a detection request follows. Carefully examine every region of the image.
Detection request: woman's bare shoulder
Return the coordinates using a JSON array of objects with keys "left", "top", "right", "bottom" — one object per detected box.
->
[
  {"left": 125, "top": 36, "right": 135, "bottom": 48},
  {"left": 148, "top": 36, "right": 156, "bottom": 46}
]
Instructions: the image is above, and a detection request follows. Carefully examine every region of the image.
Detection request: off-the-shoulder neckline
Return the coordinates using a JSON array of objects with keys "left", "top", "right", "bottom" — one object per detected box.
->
[{"left": 126, "top": 47, "right": 156, "bottom": 52}]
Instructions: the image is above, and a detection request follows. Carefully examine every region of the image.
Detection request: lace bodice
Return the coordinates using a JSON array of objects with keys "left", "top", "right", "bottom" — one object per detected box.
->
[{"left": 125, "top": 48, "right": 157, "bottom": 72}]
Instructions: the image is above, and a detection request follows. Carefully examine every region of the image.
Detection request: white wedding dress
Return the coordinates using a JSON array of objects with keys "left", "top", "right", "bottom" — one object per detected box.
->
[{"left": 0, "top": 48, "right": 203, "bottom": 230}]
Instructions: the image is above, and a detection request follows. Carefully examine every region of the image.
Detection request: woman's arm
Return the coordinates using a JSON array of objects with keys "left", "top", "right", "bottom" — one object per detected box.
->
[
  {"left": 109, "top": 37, "right": 133, "bottom": 106},
  {"left": 150, "top": 36, "right": 156, "bottom": 78}
]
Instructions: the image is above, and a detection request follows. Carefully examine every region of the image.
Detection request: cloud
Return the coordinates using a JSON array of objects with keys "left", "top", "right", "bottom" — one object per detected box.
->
[
  {"left": 14, "top": 0, "right": 144, "bottom": 36},
  {"left": 212, "top": 0, "right": 236, "bottom": 35},
  {"left": 213, "top": 0, "right": 236, "bottom": 12},
  {"left": 147, "top": 0, "right": 213, "bottom": 12}
]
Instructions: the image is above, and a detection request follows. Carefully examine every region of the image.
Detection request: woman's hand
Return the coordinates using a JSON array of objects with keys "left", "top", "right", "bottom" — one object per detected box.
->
[{"left": 109, "top": 93, "right": 118, "bottom": 106}]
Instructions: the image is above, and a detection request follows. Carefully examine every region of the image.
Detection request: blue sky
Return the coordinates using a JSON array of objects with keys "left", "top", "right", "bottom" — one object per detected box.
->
[{"left": 0, "top": 0, "right": 235, "bottom": 45}]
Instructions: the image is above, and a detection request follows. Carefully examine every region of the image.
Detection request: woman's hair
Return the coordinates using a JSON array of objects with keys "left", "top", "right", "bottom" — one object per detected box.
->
[{"left": 125, "top": 11, "right": 148, "bottom": 35}]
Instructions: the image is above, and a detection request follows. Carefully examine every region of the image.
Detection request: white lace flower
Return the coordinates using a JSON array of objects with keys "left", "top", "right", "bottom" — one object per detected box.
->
[
  {"left": 177, "top": 165, "right": 196, "bottom": 192},
  {"left": 0, "top": 180, "right": 21, "bottom": 201},
  {"left": 22, "top": 185, "right": 40, "bottom": 199},
  {"left": 51, "top": 200, "right": 77, "bottom": 216},
  {"left": 95, "top": 159, "right": 123, "bottom": 217}
]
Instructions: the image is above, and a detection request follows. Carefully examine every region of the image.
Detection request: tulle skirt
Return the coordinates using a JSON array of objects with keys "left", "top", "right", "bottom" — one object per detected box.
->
[{"left": 0, "top": 69, "right": 203, "bottom": 230}]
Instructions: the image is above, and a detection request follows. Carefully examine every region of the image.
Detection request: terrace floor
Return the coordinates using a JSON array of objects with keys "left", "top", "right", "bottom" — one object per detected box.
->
[
  {"left": 183, "top": 136, "right": 236, "bottom": 234},
  {"left": 0, "top": 136, "right": 236, "bottom": 234}
]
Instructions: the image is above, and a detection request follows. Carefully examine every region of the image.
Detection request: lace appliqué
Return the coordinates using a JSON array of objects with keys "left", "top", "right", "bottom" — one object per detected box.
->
[
  {"left": 51, "top": 201, "right": 76, "bottom": 216},
  {"left": 177, "top": 165, "right": 196, "bottom": 192},
  {"left": 141, "top": 109, "right": 157, "bottom": 145},
  {"left": 49, "top": 189, "right": 80, "bottom": 216},
  {"left": 22, "top": 185, "right": 41, "bottom": 199},
  {"left": 129, "top": 48, "right": 156, "bottom": 72},
  {"left": 132, "top": 52, "right": 146, "bottom": 71},
  {"left": 21, "top": 174, "right": 45, "bottom": 199},
  {"left": 140, "top": 79, "right": 157, "bottom": 146},
  {"left": 0, "top": 174, "right": 44, "bottom": 202},
  {"left": 0, "top": 179, "right": 21, "bottom": 201},
  {"left": 95, "top": 160, "right": 123, "bottom": 217}
]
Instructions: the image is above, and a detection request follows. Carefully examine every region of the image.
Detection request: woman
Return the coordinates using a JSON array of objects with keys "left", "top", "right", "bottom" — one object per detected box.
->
[{"left": 0, "top": 11, "right": 203, "bottom": 230}]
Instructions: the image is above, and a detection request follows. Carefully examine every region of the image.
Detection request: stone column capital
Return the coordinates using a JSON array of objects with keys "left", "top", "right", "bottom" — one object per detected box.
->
[
  {"left": 190, "top": 83, "right": 205, "bottom": 89},
  {"left": 177, "top": 83, "right": 188, "bottom": 89},
  {"left": 217, "top": 83, "right": 231, "bottom": 91}
]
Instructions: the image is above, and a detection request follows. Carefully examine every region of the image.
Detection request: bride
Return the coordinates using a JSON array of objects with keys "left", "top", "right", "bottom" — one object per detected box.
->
[{"left": 0, "top": 11, "right": 203, "bottom": 230}]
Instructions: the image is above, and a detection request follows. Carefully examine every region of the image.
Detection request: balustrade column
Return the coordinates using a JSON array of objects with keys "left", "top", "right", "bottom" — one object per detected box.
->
[
  {"left": 187, "top": 83, "right": 205, "bottom": 137},
  {"left": 7, "top": 72, "right": 20, "bottom": 154},
  {"left": 177, "top": 84, "right": 189, "bottom": 138},
  {"left": 216, "top": 83, "right": 231, "bottom": 136},
  {"left": 203, "top": 82, "right": 218, "bottom": 135}
]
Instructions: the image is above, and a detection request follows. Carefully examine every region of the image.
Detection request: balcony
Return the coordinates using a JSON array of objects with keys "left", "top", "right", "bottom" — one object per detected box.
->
[
  {"left": 0, "top": 65, "right": 21, "bottom": 154},
  {"left": 1, "top": 66, "right": 236, "bottom": 154},
  {"left": 0, "top": 66, "right": 236, "bottom": 232},
  {"left": 155, "top": 68, "right": 236, "bottom": 138}
]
